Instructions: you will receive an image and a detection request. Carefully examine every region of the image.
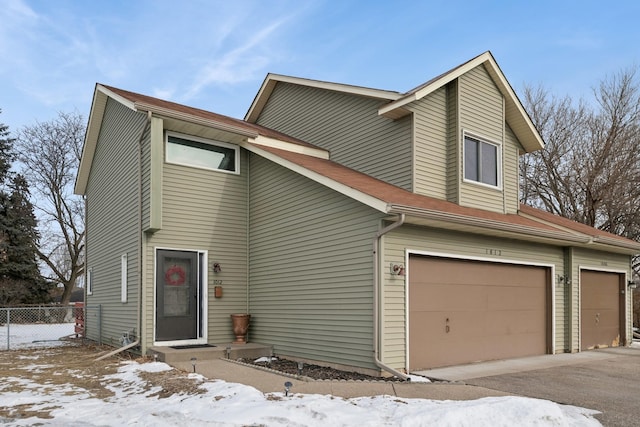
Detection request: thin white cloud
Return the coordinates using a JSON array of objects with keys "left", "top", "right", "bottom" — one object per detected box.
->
[{"left": 184, "top": 18, "right": 288, "bottom": 100}]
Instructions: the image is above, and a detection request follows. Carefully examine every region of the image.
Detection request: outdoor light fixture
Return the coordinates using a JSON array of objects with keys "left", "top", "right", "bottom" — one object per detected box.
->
[
  {"left": 557, "top": 274, "right": 571, "bottom": 285},
  {"left": 297, "top": 361, "right": 304, "bottom": 375},
  {"left": 225, "top": 346, "right": 231, "bottom": 359},
  {"left": 284, "top": 381, "right": 293, "bottom": 397},
  {"left": 190, "top": 357, "right": 197, "bottom": 373},
  {"left": 390, "top": 263, "right": 405, "bottom": 276},
  {"left": 628, "top": 281, "right": 638, "bottom": 290}
]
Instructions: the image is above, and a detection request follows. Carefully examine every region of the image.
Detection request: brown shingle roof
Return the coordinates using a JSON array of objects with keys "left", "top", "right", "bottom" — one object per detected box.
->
[{"left": 248, "top": 143, "right": 640, "bottom": 251}]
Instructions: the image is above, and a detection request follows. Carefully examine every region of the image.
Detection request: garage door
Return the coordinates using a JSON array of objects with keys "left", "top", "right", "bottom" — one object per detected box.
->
[
  {"left": 408, "top": 256, "right": 550, "bottom": 371},
  {"left": 580, "top": 270, "right": 624, "bottom": 350}
]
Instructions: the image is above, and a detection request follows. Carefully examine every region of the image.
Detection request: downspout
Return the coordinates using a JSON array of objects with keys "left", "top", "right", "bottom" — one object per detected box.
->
[
  {"left": 373, "top": 213, "right": 409, "bottom": 380},
  {"left": 96, "top": 110, "right": 152, "bottom": 361}
]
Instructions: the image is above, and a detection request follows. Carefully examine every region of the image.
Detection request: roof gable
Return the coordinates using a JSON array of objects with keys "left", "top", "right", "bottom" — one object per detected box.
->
[
  {"left": 245, "top": 74, "right": 402, "bottom": 123},
  {"left": 379, "top": 51, "right": 544, "bottom": 153}
]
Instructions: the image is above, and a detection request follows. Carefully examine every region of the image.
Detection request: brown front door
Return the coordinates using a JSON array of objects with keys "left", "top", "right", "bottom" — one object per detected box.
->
[
  {"left": 409, "top": 256, "right": 550, "bottom": 371},
  {"left": 580, "top": 270, "right": 624, "bottom": 350},
  {"left": 156, "top": 250, "right": 201, "bottom": 342}
]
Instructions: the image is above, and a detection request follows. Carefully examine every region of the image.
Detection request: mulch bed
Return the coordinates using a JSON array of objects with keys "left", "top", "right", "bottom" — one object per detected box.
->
[{"left": 246, "top": 357, "right": 404, "bottom": 382}]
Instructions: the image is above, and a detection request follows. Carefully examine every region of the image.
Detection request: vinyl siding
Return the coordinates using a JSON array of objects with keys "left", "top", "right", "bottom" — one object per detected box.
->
[
  {"left": 143, "top": 146, "right": 249, "bottom": 348},
  {"left": 248, "top": 153, "right": 386, "bottom": 371},
  {"left": 382, "top": 225, "right": 567, "bottom": 370},
  {"left": 446, "top": 80, "right": 459, "bottom": 203},
  {"left": 571, "top": 248, "right": 632, "bottom": 352},
  {"left": 85, "top": 99, "right": 147, "bottom": 347},
  {"left": 408, "top": 86, "right": 448, "bottom": 199},
  {"left": 255, "top": 82, "right": 413, "bottom": 190},
  {"left": 503, "top": 125, "right": 522, "bottom": 214},
  {"left": 458, "top": 64, "right": 506, "bottom": 213}
]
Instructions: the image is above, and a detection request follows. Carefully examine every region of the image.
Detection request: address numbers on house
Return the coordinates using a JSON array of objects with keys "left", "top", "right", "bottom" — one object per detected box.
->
[{"left": 485, "top": 248, "right": 503, "bottom": 256}]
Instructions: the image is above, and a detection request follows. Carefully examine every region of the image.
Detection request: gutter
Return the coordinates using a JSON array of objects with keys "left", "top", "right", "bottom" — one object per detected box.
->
[
  {"left": 372, "top": 214, "right": 410, "bottom": 380},
  {"left": 95, "top": 110, "right": 152, "bottom": 361},
  {"left": 388, "top": 204, "right": 591, "bottom": 245}
]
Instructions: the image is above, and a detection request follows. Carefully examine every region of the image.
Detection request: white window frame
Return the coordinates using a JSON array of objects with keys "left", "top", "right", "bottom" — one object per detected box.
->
[
  {"left": 462, "top": 131, "right": 502, "bottom": 189},
  {"left": 87, "top": 268, "right": 93, "bottom": 296},
  {"left": 165, "top": 131, "right": 239, "bottom": 174},
  {"left": 121, "top": 254, "right": 128, "bottom": 303}
]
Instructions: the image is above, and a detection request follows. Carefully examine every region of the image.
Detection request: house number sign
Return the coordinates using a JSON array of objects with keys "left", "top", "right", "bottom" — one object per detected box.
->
[
  {"left": 485, "top": 248, "right": 502, "bottom": 256},
  {"left": 213, "top": 280, "right": 223, "bottom": 285}
]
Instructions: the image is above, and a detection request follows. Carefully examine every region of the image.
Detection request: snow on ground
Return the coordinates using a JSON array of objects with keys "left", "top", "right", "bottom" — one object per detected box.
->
[
  {"left": 0, "top": 327, "right": 604, "bottom": 426},
  {"left": 0, "top": 323, "right": 75, "bottom": 350},
  {"left": 0, "top": 358, "right": 602, "bottom": 426}
]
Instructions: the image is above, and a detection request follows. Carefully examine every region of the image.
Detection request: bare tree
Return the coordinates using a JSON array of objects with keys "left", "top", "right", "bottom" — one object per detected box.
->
[
  {"left": 15, "top": 112, "right": 85, "bottom": 306},
  {"left": 520, "top": 67, "right": 640, "bottom": 276}
]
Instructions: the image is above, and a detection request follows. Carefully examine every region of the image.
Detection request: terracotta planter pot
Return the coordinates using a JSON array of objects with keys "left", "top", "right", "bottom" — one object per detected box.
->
[{"left": 230, "top": 314, "right": 251, "bottom": 344}]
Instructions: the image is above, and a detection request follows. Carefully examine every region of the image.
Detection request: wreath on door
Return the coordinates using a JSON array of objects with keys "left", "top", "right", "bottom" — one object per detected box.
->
[{"left": 165, "top": 265, "right": 186, "bottom": 286}]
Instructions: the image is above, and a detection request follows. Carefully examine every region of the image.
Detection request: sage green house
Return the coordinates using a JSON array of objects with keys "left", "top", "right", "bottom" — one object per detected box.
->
[{"left": 75, "top": 51, "right": 640, "bottom": 377}]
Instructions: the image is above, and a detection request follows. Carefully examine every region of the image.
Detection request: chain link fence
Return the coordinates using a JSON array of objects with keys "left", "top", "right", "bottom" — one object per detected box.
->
[{"left": 0, "top": 304, "right": 100, "bottom": 350}]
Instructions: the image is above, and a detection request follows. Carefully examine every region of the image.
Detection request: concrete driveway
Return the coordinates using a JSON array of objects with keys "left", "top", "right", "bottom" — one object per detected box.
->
[{"left": 417, "top": 346, "right": 640, "bottom": 426}]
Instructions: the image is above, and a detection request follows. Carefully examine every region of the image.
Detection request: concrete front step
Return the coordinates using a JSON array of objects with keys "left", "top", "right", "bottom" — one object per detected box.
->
[{"left": 148, "top": 342, "right": 272, "bottom": 364}]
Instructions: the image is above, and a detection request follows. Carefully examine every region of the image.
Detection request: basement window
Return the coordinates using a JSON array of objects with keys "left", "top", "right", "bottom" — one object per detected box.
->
[
  {"left": 166, "top": 132, "right": 239, "bottom": 174},
  {"left": 464, "top": 135, "right": 499, "bottom": 187}
]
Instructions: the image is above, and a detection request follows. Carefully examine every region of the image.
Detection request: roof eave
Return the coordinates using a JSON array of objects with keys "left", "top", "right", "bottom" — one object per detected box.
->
[
  {"left": 134, "top": 101, "right": 258, "bottom": 139},
  {"left": 388, "top": 204, "right": 589, "bottom": 246}
]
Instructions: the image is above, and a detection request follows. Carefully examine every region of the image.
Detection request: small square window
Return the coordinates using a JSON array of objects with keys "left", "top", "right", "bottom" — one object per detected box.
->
[
  {"left": 464, "top": 136, "right": 499, "bottom": 187},
  {"left": 166, "top": 133, "right": 239, "bottom": 173}
]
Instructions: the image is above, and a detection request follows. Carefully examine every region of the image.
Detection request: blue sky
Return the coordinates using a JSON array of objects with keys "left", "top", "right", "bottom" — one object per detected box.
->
[{"left": 1, "top": 0, "right": 639, "bottom": 133}]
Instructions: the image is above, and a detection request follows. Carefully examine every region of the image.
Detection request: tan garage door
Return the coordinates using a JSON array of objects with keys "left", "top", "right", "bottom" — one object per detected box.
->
[
  {"left": 580, "top": 270, "right": 624, "bottom": 350},
  {"left": 408, "top": 256, "right": 550, "bottom": 371}
]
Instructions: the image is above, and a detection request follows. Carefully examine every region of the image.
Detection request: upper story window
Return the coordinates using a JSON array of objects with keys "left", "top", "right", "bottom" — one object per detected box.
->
[
  {"left": 464, "top": 135, "right": 499, "bottom": 187},
  {"left": 166, "top": 132, "right": 239, "bottom": 174}
]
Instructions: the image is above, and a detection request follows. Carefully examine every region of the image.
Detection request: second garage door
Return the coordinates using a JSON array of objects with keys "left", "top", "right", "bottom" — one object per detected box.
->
[
  {"left": 409, "top": 256, "right": 550, "bottom": 371},
  {"left": 580, "top": 270, "right": 624, "bottom": 350}
]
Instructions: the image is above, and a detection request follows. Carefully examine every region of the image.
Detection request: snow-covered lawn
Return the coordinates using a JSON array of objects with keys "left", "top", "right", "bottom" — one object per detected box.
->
[
  {"left": 0, "top": 323, "right": 75, "bottom": 350},
  {"left": 0, "top": 327, "right": 605, "bottom": 426},
  {"left": 0, "top": 347, "right": 602, "bottom": 426}
]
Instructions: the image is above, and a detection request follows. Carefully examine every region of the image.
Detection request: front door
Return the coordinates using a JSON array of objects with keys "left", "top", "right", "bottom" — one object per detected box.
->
[{"left": 156, "top": 249, "right": 201, "bottom": 342}]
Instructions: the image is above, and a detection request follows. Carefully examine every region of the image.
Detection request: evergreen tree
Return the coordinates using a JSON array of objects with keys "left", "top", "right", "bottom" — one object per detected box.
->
[{"left": 0, "top": 111, "right": 50, "bottom": 305}]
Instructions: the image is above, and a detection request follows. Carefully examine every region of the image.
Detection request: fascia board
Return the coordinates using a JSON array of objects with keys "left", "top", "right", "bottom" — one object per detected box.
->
[
  {"left": 242, "top": 142, "right": 389, "bottom": 213},
  {"left": 250, "top": 135, "right": 329, "bottom": 159},
  {"left": 134, "top": 102, "right": 258, "bottom": 138},
  {"left": 518, "top": 211, "right": 587, "bottom": 238},
  {"left": 378, "top": 53, "right": 492, "bottom": 117},
  {"left": 75, "top": 87, "right": 108, "bottom": 195},
  {"left": 388, "top": 203, "right": 590, "bottom": 245},
  {"left": 96, "top": 84, "right": 137, "bottom": 111},
  {"left": 522, "top": 210, "right": 640, "bottom": 253}
]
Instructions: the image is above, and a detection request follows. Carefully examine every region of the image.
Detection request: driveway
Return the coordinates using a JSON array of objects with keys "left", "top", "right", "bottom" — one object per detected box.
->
[{"left": 419, "top": 346, "right": 640, "bottom": 426}]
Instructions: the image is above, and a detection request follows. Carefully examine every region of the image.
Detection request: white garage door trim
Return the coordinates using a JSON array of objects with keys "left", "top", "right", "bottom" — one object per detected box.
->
[
  {"left": 577, "top": 266, "right": 629, "bottom": 352},
  {"left": 404, "top": 249, "right": 557, "bottom": 373}
]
